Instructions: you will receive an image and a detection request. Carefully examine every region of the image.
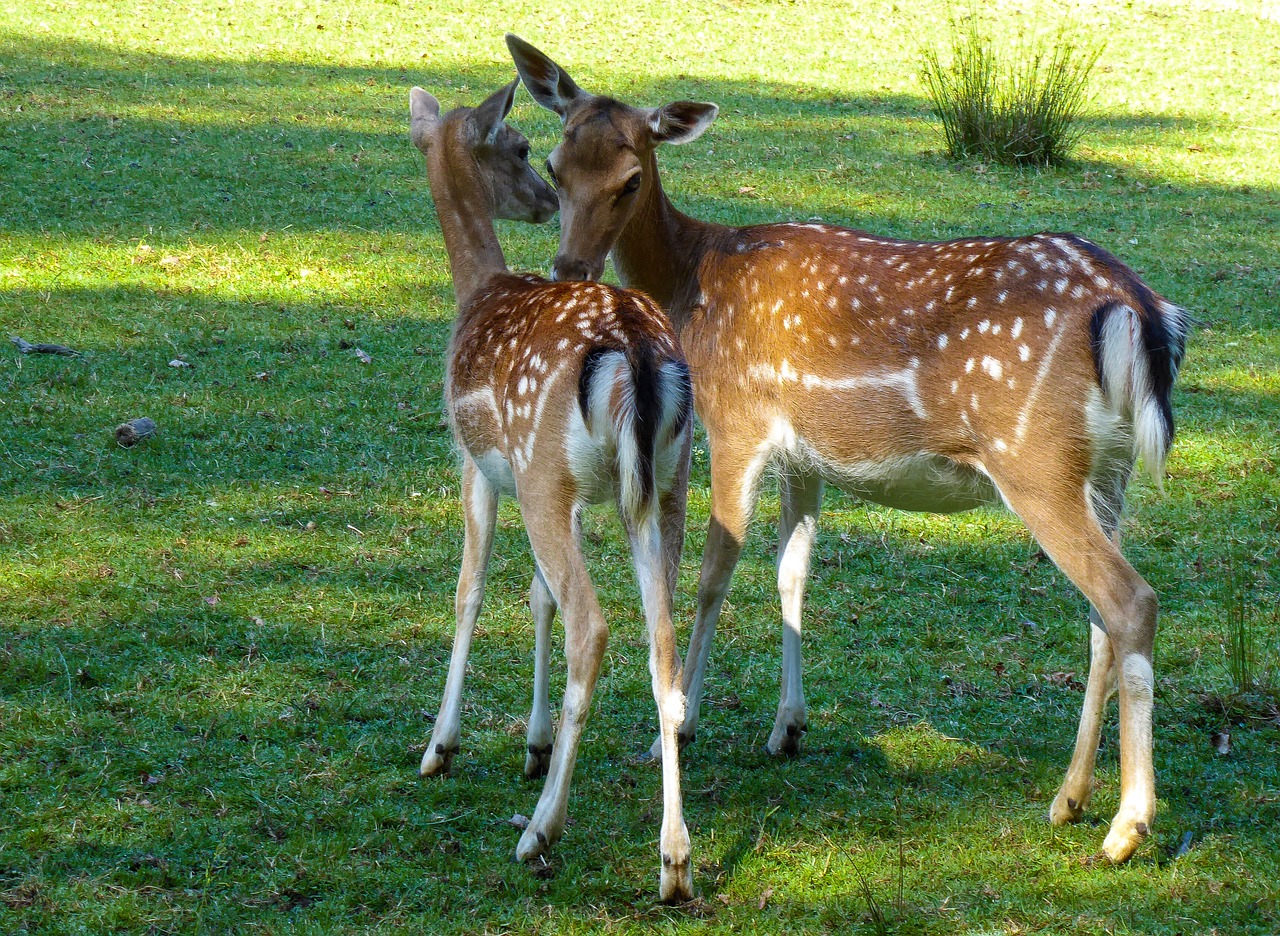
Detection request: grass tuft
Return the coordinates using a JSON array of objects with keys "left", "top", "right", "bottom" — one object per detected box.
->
[
  {"left": 920, "top": 10, "right": 1102, "bottom": 166},
  {"left": 1224, "top": 562, "right": 1277, "bottom": 696}
]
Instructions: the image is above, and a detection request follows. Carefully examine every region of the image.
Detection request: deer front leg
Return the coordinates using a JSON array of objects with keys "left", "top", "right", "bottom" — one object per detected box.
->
[
  {"left": 525, "top": 567, "right": 557, "bottom": 779},
  {"left": 768, "top": 470, "right": 823, "bottom": 756},
  {"left": 649, "top": 441, "right": 760, "bottom": 760},
  {"left": 422, "top": 457, "right": 498, "bottom": 776}
]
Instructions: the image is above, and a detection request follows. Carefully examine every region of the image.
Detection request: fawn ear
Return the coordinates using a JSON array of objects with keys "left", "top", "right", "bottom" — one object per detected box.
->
[
  {"left": 648, "top": 101, "right": 719, "bottom": 146},
  {"left": 471, "top": 78, "right": 518, "bottom": 144},
  {"left": 409, "top": 87, "right": 441, "bottom": 154},
  {"left": 506, "top": 33, "right": 588, "bottom": 120}
]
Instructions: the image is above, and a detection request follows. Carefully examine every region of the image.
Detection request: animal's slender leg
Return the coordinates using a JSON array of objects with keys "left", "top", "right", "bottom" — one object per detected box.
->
[
  {"left": 1051, "top": 473, "right": 1129, "bottom": 824},
  {"left": 994, "top": 469, "right": 1156, "bottom": 862},
  {"left": 630, "top": 512, "right": 692, "bottom": 902},
  {"left": 516, "top": 507, "right": 609, "bottom": 861},
  {"left": 422, "top": 456, "right": 498, "bottom": 776},
  {"left": 651, "top": 440, "right": 765, "bottom": 758},
  {"left": 768, "top": 469, "right": 823, "bottom": 756},
  {"left": 525, "top": 567, "right": 557, "bottom": 779}
]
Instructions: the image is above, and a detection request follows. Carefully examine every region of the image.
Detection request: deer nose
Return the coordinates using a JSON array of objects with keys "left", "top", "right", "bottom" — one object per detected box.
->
[
  {"left": 534, "top": 200, "right": 557, "bottom": 224},
  {"left": 551, "top": 257, "right": 596, "bottom": 282}
]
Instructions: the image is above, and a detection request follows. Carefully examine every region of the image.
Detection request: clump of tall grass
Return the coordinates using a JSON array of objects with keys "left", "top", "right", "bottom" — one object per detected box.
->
[
  {"left": 1224, "top": 563, "right": 1277, "bottom": 696},
  {"left": 920, "top": 12, "right": 1103, "bottom": 166}
]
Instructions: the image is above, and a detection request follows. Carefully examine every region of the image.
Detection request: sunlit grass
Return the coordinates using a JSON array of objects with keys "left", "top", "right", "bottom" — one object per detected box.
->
[{"left": 2, "top": 0, "right": 1279, "bottom": 933}]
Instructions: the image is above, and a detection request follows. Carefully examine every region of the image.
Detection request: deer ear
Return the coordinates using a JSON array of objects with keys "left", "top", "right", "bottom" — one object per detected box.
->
[
  {"left": 409, "top": 87, "right": 441, "bottom": 154},
  {"left": 471, "top": 78, "right": 519, "bottom": 144},
  {"left": 648, "top": 101, "right": 718, "bottom": 145},
  {"left": 506, "top": 34, "right": 587, "bottom": 120}
]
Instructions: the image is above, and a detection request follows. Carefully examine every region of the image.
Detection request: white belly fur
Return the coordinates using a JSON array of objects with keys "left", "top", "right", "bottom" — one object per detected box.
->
[{"left": 765, "top": 418, "right": 1000, "bottom": 513}]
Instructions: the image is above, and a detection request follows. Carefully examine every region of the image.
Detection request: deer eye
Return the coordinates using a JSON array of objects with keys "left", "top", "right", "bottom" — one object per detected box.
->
[
  {"left": 621, "top": 173, "right": 641, "bottom": 195},
  {"left": 516, "top": 142, "right": 530, "bottom": 161},
  {"left": 544, "top": 159, "right": 558, "bottom": 187}
]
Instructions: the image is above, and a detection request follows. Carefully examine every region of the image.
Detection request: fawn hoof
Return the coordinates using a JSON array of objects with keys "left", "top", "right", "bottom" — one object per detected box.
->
[
  {"left": 524, "top": 743, "right": 553, "bottom": 780},
  {"left": 1102, "top": 814, "right": 1152, "bottom": 864},
  {"left": 660, "top": 856, "right": 694, "bottom": 904},
  {"left": 766, "top": 721, "right": 807, "bottom": 756},
  {"left": 420, "top": 742, "right": 458, "bottom": 777},
  {"left": 659, "top": 824, "right": 693, "bottom": 903},
  {"left": 1049, "top": 789, "right": 1088, "bottom": 826}
]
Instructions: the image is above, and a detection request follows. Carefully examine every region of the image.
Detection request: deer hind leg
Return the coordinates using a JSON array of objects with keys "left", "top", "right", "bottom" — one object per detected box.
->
[
  {"left": 422, "top": 456, "right": 498, "bottom": 777},
  {"left": 768, "top": 469, "right": 823, "bottom": 756},
  {"left": 650, "top": 439, "right": 763, "bottom": 760},
  {"left": 525, "top": 567, "right": 557, "bottom": 779},
  {"left": 1051, "top": 472, "right": 1128, "bottom": 825},
  {"left": 994, "top": 470, "right": 1156, "bottom": 862},
  {"left": 516, "top": 507, "right": 609, "bottom": 863},
  {"left": 629, "top": 511, "right": 692, "bottom": 902}
]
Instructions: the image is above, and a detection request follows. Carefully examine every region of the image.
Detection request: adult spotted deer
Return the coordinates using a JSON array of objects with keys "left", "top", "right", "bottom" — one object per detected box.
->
[
  {"left": 409, "top": 79, "right": 695, "bottom": 900},
  {"left": 508, "top": 35, "right": 1190, "bottom": 863}
]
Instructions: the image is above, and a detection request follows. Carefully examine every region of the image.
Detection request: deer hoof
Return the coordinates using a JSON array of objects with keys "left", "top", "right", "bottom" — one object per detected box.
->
[
  {"left": 1049, "top": 790, "right": 1088, "bottom": 825},
  {"left": 1101, "top": 813, "right": 1152, "bottom": 863},
  {"left": 420, "top": 742, "right": 458, "bottom": 777},
  {"left": 659, "top": 857, "right": 694, "bottom": 904},
  {"left": 524, "top": 743, "right": 553, "bottom": 780},
  {"left": 766, "top": 721, "right": 807, "bottom": 756}
]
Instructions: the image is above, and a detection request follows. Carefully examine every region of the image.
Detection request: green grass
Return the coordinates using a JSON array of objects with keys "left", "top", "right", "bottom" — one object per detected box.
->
[
  {"left": 919, "top": 10, "right": 1102, "bottom": 165},
  {"left": 2, "top": 1, "right": 1278, "bottom": 932}
]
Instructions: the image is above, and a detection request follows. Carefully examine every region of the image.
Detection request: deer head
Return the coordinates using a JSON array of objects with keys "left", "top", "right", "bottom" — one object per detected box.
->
[
  {"left": 410, "top": 78, "right": 558, "bottom": 226},
  {"left": 506, "top": 34, "right": 717, "bottom": 281}
]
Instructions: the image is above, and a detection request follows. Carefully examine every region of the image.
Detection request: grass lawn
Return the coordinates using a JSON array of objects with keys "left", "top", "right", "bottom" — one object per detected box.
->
[{"left": 2, "top": 0, "right": 1278, "bottom": 932}]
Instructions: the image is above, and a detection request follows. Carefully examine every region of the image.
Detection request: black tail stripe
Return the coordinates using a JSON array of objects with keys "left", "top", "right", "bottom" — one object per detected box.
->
[{"left": 625, "top": 341, "right": 661, "bottom": 508}]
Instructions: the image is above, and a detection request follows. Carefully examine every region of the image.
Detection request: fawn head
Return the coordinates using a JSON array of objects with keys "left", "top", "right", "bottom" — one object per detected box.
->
[{"left": 410, "top": 78, "right": 558, "bottom": 225}]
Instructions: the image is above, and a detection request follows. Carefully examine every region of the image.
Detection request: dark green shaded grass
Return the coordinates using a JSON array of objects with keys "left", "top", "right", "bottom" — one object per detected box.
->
[{"left": 3, "top": 1, "right": 1279, "bottom": 933}]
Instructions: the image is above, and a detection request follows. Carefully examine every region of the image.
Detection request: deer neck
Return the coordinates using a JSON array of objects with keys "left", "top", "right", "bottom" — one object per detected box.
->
[
  {"left": 611, "top": 151, "right": 724, "bottom": 327},
  {"left": 426, "top": 137, "right": 508, "bottom": 310}
]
